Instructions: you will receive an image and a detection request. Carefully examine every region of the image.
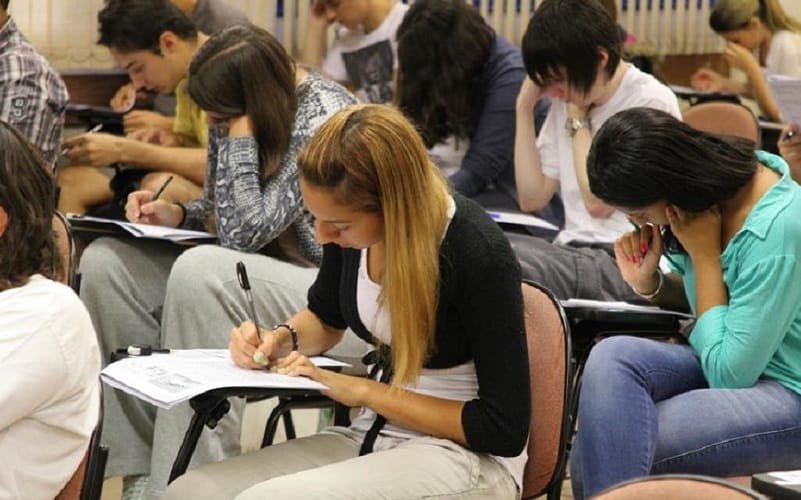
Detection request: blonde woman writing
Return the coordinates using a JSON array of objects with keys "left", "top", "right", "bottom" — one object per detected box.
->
[{"left": 165, "top": 104, "right": 530, "bottom": 499}]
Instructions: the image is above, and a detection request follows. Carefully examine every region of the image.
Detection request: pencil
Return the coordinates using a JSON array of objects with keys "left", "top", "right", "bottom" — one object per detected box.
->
[{"left": 152, "top": 175, "right": 174, "bottom": 201}]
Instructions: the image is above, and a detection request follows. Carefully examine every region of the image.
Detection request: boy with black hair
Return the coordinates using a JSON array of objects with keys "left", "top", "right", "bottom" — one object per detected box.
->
[
  {"left": 58, "top": 0, "right": 209, "bottom": 216},
  {"left": 113, "top": 0, "right": 251, "bottom": 132},
  {"left": 511, "top": 0, "right": 680, "bottom": 301},
  {"left": 0, "top": 0, "right": 68, "bottom": 168}
]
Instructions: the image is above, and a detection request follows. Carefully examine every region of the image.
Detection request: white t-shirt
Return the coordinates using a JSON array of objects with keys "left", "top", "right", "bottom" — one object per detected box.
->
[
  {"left": 349, "top": 196, "right": 528, "bottom": 490},
  {"left": 0, "top": 276, "right": 101, "bottom": 499},
  {"left": 322, "top": 2, "right": 409, "bottom": 104},
  {"left": 537, "top": 64, "right": 681, "bottom": 245},
  {"left": 766, "top": 30, "right": 801, "bottom": 77}
]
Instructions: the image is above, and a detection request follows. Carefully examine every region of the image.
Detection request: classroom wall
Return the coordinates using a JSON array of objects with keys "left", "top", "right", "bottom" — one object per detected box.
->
[
  {"left": 9, "top": 0, "right": 801, "bottom": 71},
  {"left": 781, "top": 0, "right": 801, "bottom": 21}
]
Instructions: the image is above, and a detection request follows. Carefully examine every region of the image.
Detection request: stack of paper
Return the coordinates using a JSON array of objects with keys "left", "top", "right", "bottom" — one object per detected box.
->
[
  {"left": 101, "top": 349, "right": 349, "bottom": 409},
  {"left": 767, "top": 73, "right": 801, "bottom": 124}
]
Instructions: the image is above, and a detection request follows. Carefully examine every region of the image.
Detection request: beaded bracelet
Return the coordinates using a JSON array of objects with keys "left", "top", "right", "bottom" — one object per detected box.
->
[{"left": 274, "top": 323, "right": 299, "bottom": 351}]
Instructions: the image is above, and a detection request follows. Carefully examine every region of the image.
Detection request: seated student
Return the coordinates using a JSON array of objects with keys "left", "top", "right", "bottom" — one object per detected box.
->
[
  {"left": 571, "top": 107, "right": 801, "bottom": 499},
  {"left": 300, "top": 0, "right": 407, "bottom": 104},
  {"left": 111, "top": 0, "right": 251, "bottom": 134},
  {"left": 0, "top": 120, "right": 101, "bottom": 498},
  {"left": 511, "top": 0, "right": 680, "bottom": 300},
  {"left": 395, "top": 0, "right": 549, "bottom": 212},
  {"left": 59, "top": 0, "right": 210, "bottom": 216},
  {"left": 78, "top": 24, "right": 357, "bottom": 498},
  {"left": 0, "top": 0, "right": 68, "bottom": 169},
  {"left": 163, "top": 103, "right": 529, "bottom": 500},
  {"left": 691, "top": 0, "right": 801, "bottom": 122}
]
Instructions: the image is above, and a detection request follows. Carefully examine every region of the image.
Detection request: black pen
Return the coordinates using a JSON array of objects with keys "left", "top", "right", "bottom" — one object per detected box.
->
[
  {"left": 152, "top": 175, "right": 174, "bottom": 201},
  {"left": 236, "top": 261, "right": 262, "bottom": 341}
]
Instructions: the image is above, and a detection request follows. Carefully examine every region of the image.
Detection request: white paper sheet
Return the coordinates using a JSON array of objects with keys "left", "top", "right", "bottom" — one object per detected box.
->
[
  {"left": 68, "top": 214, "right": 216, "bottom": 243},
  {"left": 101, "top": 349, "right": 349, "bottom": 409}
]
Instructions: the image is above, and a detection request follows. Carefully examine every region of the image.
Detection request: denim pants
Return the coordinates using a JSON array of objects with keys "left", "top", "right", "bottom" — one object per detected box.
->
[{"left": 571, "top": 336, "right": 801, "bottom": 499}]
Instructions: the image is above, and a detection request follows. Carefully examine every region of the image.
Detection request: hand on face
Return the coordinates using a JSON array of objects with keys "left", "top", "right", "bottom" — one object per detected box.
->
[
  {"left": 110, "top": 83, "right": 137, "bottom": 112},
  {"left": 615, "top": 223, "right": 664, "bottom": 294},
  {"left": 516, "top": 77, "right": 543, "bottom": 112},
  {"left": 723, "top": 41, "right": 759, "bottom": 72},
  {"left": 665, "top": 205, "right": 722, "bottom": 262}
]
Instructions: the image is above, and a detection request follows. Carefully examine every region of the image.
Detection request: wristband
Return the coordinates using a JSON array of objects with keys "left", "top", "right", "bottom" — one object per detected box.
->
[
  {"left": 273, "top": 323, "right": 299, "bottom": 351},
  {"left": 174, "top": 202, "right": 187, "bottom": 227},
  {"left": 632, "top": 269, "right": 664, "bottom": 299}
]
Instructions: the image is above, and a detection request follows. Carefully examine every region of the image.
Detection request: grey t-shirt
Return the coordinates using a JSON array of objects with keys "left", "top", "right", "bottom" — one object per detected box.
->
[{"left": 191, "top": 0, "right": 251, "bottom": 35}]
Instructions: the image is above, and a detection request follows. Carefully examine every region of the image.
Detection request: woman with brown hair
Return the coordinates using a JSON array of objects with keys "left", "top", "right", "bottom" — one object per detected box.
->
[
  {"left": 78, "top": 24, "right": 357, "bottom": 497},
  {"left": 0, "top": 121, "right": 100, "bottom": 498}
]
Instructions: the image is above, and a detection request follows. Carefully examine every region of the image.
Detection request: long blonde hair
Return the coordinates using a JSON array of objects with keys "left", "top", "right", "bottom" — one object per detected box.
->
[
  {"left": 298, "top": 104, "right": 450, "bottom": 386},
  {"left": 710, "top": 0, "right": 801, "bottom": 33}
]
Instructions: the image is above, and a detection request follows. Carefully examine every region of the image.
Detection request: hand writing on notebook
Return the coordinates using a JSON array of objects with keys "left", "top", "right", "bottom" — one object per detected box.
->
[
  {"left": 229, "top": 320, "right": 280, "bottom": 370},
  {"left": 125, "top": 190, "right": 183, "bottom": 226}
]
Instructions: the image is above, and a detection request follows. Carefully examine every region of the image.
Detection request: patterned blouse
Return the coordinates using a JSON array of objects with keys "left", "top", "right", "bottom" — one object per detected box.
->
[{"left": 182, "top": 73, "right": 357, "bottom": 265}]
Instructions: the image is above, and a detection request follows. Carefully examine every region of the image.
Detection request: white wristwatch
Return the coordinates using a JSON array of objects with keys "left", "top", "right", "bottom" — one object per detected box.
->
[{"left": 565, "top": 116, "right": 591, "bottom": 138}]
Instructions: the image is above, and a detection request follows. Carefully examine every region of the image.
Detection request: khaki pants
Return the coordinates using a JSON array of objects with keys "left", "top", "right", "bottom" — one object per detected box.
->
[{"left": 164, "top": 427, "right": 519, "bottom": 500}]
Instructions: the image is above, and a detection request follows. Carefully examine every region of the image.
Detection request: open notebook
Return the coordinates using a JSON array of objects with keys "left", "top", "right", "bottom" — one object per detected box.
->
[
  {"left": 101, "top": 349, "right": 349, "bottom": 409},
  {"left": 68, "top": 214, "right": 216, "bottom": 244}
]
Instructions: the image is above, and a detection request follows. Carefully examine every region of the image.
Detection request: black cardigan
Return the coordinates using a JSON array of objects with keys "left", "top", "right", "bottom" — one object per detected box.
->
[{"left": 307, "top": 194, "right": 530, "bottom": 457}]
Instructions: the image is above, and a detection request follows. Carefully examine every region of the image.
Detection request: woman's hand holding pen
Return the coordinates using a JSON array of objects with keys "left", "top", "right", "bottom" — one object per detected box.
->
[
  {"left": 615, "top": 223, "right": 663, "bottom": 294},
  {"left": 124, "top": 190, "right": 183, "bottom": 226},
  {"left": 229, "top": 321, "right": 279, "bottom": 370}
]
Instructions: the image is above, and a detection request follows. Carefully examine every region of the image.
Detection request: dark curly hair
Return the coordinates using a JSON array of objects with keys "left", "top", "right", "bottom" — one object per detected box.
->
[
  {"left": 0, "top": 121, "right": 58, "bottom": 291},
  {"left": 395, "top": 0, "right": 493, "bottom": 148}
]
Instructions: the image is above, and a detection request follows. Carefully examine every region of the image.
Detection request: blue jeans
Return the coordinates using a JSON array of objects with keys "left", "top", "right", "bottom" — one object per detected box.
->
[{"left": 571, "top": 336, "right": 801, "bottom": 499}]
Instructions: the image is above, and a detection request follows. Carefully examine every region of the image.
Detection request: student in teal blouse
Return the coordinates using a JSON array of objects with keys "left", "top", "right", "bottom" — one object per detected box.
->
[{"left": 570, "top": 107, "right": 801, "bottom": 499}]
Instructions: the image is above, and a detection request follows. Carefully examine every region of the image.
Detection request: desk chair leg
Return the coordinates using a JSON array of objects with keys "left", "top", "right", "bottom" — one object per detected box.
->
[
  {"left": 261, "top": 398, "right": 294, "bottom": 448},
  {"left": 169, "top": 396, "right": 230, "bottom": 483}
]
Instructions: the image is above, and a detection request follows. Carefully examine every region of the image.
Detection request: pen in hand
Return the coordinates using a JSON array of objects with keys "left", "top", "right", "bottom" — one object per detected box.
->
[
  {"left": 60, "top": 123, "right": 104, "bottom": 156},
  {"left": 151, "top": 175, "right": 174, "bottom": 202},
  {"left": 236, "top": 261, "right": 262, "bottom": 342}
]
